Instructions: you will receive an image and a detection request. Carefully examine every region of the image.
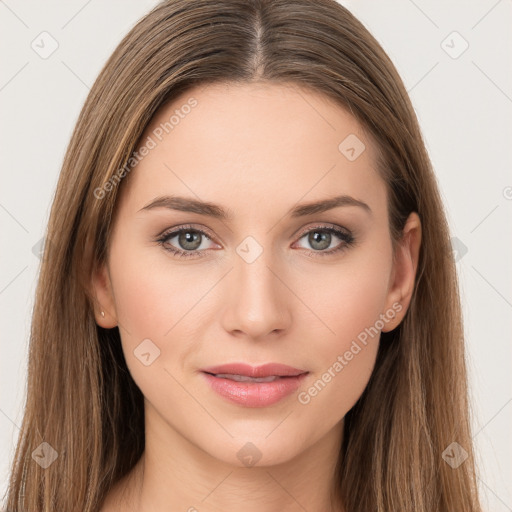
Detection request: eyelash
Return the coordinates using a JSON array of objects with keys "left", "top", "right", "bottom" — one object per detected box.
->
[{"left": 156, "top": 223, "right": 355, "bottom": 259}]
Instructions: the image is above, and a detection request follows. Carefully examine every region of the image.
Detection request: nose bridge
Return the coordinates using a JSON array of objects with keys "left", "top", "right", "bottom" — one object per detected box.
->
[{"left": 222, "top": 237, "right": 290, "bottom": 338}]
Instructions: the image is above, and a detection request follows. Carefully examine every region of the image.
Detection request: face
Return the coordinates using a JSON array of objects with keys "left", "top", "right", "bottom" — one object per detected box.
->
[{"left": 92, "top": 81, "right": 420, "bottom": 468}]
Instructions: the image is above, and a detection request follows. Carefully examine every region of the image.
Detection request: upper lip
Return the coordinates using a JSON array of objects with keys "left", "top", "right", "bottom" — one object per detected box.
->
[{"left": 201, "top": 363, "right": 308, "bottom": 378}]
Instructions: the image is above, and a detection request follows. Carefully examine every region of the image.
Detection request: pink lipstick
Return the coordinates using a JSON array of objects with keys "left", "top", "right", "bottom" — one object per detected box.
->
[{"left": 200, "top": 363, "right": 308, "bottom": 407}]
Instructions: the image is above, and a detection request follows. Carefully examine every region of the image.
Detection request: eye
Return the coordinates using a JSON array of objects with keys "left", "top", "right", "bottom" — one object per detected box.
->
[
  {"left": 156, "top": 225, "right": 217, "bottom": 259},
  {"left": 293, "top": 224, "right": 355, "bottom": 257},
  {"left": 156, "top": 223, "right": 356, "bottom": 260}
]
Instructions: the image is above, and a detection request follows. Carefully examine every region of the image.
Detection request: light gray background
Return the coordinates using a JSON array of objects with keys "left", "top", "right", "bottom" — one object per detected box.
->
[{"left": 1, "top": 0, "right": 511, "bottom": 509}]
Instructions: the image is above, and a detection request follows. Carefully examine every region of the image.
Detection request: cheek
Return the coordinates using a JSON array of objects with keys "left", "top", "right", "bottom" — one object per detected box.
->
[
  {"left": 294, "top": 245, "right": 392, "bottom": 412},
  {"left": 107, "top": 241, "right": 203, "bottom": 375},
  {"left": 109, "top": 236, "right": 209, "bottom": 336},
  {"left": 302, "top": 246, "right": 392, "bottom": 353},
  {"left": 112, "top": 266, "right": 175, "bottom": 337},
  {"left": 108, "top": 252, "right": 205, "bottom": 419}
]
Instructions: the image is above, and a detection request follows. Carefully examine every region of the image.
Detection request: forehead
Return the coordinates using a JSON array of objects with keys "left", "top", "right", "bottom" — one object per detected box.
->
[{"left": 118, "top": 81, "right": 386, "bottom": 220}]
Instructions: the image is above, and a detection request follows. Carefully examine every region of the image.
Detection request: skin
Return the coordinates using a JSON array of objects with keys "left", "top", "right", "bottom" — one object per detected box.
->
[{"left": 92, "top": 81, "right": 421, "bottom": 512}]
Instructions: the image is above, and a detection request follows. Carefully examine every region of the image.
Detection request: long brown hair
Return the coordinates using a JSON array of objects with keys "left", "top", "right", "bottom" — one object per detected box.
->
[{"left": 4, "top": 1, "right": 482, "bottom": 510}]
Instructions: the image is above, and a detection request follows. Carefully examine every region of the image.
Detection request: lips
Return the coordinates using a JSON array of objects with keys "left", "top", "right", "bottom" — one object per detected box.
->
[
  {"left": 200, "top": 363, "right": 309, "bottom": 407},
  {"left": 201, "top": 362, "right": 307, "bottom": 379}
]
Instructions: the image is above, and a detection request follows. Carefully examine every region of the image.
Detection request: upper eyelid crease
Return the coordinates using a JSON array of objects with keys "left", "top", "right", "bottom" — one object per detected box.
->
[{"left": 138, "top": 194, "right": 372, "bottom": 220}]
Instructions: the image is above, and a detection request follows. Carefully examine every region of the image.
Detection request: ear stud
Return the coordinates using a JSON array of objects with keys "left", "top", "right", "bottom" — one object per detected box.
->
[{"left": 100, "top": 310, "right": 105, "bottom": 317}]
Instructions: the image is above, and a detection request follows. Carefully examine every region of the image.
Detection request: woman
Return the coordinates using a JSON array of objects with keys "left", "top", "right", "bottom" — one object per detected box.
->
[{"left": 4, "top": 0, "right": 482, "bottom": 510}]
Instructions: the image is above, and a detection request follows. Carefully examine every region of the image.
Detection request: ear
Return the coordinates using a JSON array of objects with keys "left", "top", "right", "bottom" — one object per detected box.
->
[
  {"left": 90, "top": 262, "right": 118, "bottom": 328},
  {"left": 381, "top": 211, "right": 422, "bottom": 332}
]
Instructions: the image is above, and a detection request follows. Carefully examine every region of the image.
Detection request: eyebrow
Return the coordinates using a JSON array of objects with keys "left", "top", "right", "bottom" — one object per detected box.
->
[{"left": 138, "top": 194, "right": 372, "bottom": 220}]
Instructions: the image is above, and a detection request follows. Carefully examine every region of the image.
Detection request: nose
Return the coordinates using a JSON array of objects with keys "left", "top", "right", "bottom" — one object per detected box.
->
[{"left": 220, "top": 246, "right": 292, "bottom": 340}]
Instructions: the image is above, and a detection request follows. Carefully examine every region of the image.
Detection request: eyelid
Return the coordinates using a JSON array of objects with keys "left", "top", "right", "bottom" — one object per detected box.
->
[
  {"left": 157, "top": 223, "right": 217, "bottom": 242},
  {"left": 294, "top": 222, "right": 351, "bottom": 238}
]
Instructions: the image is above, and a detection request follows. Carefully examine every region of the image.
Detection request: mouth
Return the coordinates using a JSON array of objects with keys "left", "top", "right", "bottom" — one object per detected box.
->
[
  {"left": 200, "top": 363, "right": 309, "bottom": 407},
  {"left": 201, "top": 362, "right": 308, "bottom": 378},
  {"left": 204, "top": 373, "right": 286, "bottom": 383}
]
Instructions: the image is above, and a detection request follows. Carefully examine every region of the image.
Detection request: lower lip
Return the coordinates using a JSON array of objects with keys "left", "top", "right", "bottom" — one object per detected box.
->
[{"left": 201, "top": 372, "right": 308, "bottom": 407}]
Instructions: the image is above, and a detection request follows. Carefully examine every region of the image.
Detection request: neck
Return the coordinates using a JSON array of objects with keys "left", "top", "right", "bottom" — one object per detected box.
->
[{"left": 103, "top": 403, "right": 345, "bottom": 512}]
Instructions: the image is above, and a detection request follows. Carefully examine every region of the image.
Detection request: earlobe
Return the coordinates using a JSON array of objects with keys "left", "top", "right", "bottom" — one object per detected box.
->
[
  {"left": 381, "top": 212, "right": 422, "bottom": 332},
  {"left": 90, "top": 262, "right": 118, "bottom": 328}
]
